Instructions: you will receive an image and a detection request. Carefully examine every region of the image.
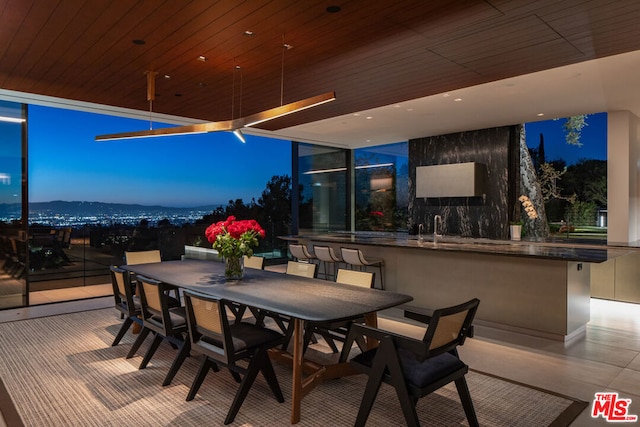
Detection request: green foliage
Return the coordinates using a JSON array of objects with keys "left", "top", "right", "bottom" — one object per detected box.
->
[
  {"left": 548, "top": 223, "right": 561, "bottom": 233},
  {"left": 538, "top": 162, "right": 575, "bottom": 203},
  {"left": 564, "top": 200, "right": 598, "bottom": 226},
  {"left": 199, "top": 175, "right": 292, "bottom": 254},
  {"left": 212, "top": 229, "right": 261, "bottom": 259},
  {"left": 563, "top": 115, "right": 588, "bottom": 146},
  {"left": 562, "top": 159, "right": 607, "bottom": 207}
]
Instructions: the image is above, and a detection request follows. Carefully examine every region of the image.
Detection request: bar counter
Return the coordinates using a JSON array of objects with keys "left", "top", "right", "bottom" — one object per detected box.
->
[
  {"left": 281, "top": 232, "right": 634, "bottom": 264},
  {"left": 281, "top": 232, "right": 637, "bottom": 341}
]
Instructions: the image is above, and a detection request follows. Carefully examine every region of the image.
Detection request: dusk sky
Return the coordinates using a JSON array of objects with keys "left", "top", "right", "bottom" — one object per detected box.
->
[
  {"left": 524, "top": 112, "right": 607, "bottom": 165},
  {"left": 28, "top": 105, "right": 291, "bottom": 207}
]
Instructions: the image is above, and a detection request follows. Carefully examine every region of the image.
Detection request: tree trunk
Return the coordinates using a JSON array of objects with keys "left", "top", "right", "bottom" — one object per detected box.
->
[{"left": 519, "top": 125, "right": 550, "bottom": 239}]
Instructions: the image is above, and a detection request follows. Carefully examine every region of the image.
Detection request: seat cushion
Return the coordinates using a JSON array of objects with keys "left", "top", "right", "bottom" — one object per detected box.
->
[
  {"left": 229, "top": 322, "right": 284, "bottom": 352},
  {"left": 149, "top": 306, "right": 187, "bottom": 328},
  {"left": 168, "top": 306, "right": 187, "bottom": 327},
  {"left": 352, "top": 347, "right": 466, "bottom": 388},
  {"left": 117, "top": 296, "right": 141, "bottom": 315}
]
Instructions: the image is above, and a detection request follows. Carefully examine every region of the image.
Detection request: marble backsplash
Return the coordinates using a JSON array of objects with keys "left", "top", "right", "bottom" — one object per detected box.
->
[{"left": 408, "top": 126, "right": 519, "bottom": 239}]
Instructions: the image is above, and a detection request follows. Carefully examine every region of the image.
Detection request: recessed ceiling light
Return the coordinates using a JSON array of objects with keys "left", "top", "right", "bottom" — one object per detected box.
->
[
  {"left": 244, "top": 30, "right": 254, "bottom": 36},
  {"left": 454, "top": 98, "right": 462, "bottom": 102},
  {"left": 174, "top": 93, "right": 183, "bottom": 97},
  {"left": 283, "top": 43, "right": 293, "bottom": 50},
  {"left": 163, "top": 75, "right": 171, "bottom": 79},
  {"left": 442, "top": 93, "right": 450, "bottom": 97},
  {"left": 394, "top": 104, "right": 401, "bottom": 108},
  {"left": 353, "top": 113, "right": 360, "bottom": 117},
  {"left": 537, "top": 113, "right": 545, "bottom": 117},
  {"left": 326, "top": 5, "right": 341, "bottom": 13},
  {"left": 197, "top": 55, "right": 207, "bottom": 62},
  {"left": 132, "top": 39, "right": 145, "bottom": 45},
  {"left": 406, "top": 108, "right": 413, "bottom": 112},
  {"left": 366, "top": 116, "right": 373, "bottom": 120}
]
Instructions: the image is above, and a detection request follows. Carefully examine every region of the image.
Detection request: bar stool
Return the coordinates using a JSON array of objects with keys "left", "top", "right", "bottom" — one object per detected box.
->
[
  {"left": 340, "top": 248, "right": 385, "bottom": 290},
  {"left": 289, "top": 243, "right": 317, "bottom": 263},
  {"left": 313, "top": 245, "right": 343, "bottom": 281}
]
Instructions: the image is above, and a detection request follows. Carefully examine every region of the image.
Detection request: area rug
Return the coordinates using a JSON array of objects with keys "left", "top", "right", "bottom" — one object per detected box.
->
[{"left": 0, "top": 309, "right": 587, "bottom": 426}]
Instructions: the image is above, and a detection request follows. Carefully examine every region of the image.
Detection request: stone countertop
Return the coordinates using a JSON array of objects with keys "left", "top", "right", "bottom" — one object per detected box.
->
[{"left": 280, "top": 232, "right": 635, "bottom": 263}]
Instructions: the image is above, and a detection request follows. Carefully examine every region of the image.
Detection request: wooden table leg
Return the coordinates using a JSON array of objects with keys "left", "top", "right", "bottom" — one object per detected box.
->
[
  {"left": 364, "top": 312, "right": 378, "bottom": 349},
  {"left": 291, "top": 318, "right": 303, "bottom": 424}
]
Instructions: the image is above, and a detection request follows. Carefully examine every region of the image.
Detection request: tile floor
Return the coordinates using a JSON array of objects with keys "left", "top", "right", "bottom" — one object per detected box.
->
[{"left": 1, "top": 277, "right": 639, "bottom": 426}]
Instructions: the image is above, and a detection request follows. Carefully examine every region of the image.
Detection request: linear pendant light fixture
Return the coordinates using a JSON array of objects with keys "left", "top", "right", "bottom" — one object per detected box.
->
[
  {"left": 95, "top": 65, "right": 336, "bottom": 141},
  {"left": 97, "top": 38, "right": 335, "bottom": 142},
  {"left": 96, "top": 91, "right": 335, "bottom": 142}
]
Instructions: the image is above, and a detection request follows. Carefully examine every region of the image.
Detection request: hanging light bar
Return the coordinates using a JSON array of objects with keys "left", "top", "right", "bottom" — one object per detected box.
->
[
  {"left": 0, "top": 116, "right": 25, "bottom": 123},
  {"left": 95, "top": 91, "right": 336, "bottom": 142},
  {"left": 96, "top": 120, "right": 234, "bottom": 142},
  {"left": 243, "top": 91, "right": 335, "bottom": 127}
]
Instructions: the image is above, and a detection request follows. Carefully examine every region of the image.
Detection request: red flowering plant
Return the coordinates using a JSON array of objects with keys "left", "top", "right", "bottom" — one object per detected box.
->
[{"left": 205, "top": 216, "right": 266, "bottom": 259}]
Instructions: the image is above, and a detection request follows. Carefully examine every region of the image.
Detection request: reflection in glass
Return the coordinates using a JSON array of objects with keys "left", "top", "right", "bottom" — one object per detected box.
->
[
  {"left": 0, "top": 100, "right": 27, "bottom": 309},
  {"left": 297, "top": 144, "right": 347, "bottom": 232},
  {"left": 354, "top": 142, "right": 408, "bottom": 232}
]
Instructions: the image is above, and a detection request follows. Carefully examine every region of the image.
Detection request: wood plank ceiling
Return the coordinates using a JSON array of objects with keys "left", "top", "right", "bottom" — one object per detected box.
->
[{"left": 1, "top": 0, "right": 640, "bottom": 131}]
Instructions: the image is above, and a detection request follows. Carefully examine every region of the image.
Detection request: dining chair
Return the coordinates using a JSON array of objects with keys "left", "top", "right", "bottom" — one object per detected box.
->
[
  {"left": 243, "top": 255, "right": 264, "bottom": 270},
  {"left": 109, "top": 265, "right": 142, "bottom": 347},
  {"left": 125, "top": 249, "right": 181, "bottom": 301},
  {"left": 126, "top": 275, "right": 191, "bottom": 387},
  {"left": 124, "top": 249, "right": 161, "bottom": 265},
  {"left": 285, "top": 260, "right": 317, "bottom": 278},
  {"left": 183, "top": 290, "right": 286, "bottom": 425},
  {"left": 288, "top": 243, "right": 317, "bottom": 263},
  {"left": 313, "top": 245, "right": 343, "bottom": 280},
  {"left": 336, "top": 268, "right": 375, "bottom": 288},
  {"left": 303, "top": 269, "right": 374, "bottom": 353},
  {"left": 340, "top": 247, "right": 385, "bottom": 290},
  {"left": 340, "top": 298, "right": 480, "bottom": 427}
]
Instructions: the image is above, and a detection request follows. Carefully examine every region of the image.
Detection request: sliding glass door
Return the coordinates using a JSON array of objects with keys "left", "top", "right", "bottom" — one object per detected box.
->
[{"left": 0, "top": 101, "right": 28, "bottom": 309}]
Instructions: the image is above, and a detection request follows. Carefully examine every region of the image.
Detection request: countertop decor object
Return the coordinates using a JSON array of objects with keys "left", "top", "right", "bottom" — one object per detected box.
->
[
  {"left": 205, "top": 216, "right": 265, "bottom": 280},
  {"left": 519, "top": 195, "right": 538, "bottom": 220},
  {"left": 510, "top": 224, "right": 522, "bottom": 241}
]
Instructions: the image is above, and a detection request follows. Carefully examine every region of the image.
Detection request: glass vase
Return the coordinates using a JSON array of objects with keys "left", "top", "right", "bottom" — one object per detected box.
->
[{"left": 224, "top": 255, "right": 244, "bottom": 280}]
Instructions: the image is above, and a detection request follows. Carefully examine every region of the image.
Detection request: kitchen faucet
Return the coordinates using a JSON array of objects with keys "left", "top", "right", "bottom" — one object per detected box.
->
[
  {"left": 434, "top": 215, "right": 443, "bottom": 240},
  {"left": 418, "top": 223, "right": 425, "bottom": 243}
]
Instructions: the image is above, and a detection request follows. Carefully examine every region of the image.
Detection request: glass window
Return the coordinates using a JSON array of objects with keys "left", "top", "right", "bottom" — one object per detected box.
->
[
  {"left": 524, "top": 113, "right": 607, "bottom": 241},
  {"left": 297, "top": 143, "right": 347, "bottom": 232},
  {"left": 24, "top": 104, "right": 291, "bottom": 305},
  {"left": 0, "top": 100, "right": 27, "bottom": 309},
  {"left": 354, "top": 142, "right": 408, "bottom": 232}
]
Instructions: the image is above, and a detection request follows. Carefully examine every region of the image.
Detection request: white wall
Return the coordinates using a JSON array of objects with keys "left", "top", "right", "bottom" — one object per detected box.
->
[{"left": 608, "top": 111, "right": 640, "bottom": 243}]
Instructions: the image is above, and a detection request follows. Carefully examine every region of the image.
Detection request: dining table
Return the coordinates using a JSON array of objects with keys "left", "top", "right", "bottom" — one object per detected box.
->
[{"left": 122, "top": 258, "right": 413, "bottom": 424}]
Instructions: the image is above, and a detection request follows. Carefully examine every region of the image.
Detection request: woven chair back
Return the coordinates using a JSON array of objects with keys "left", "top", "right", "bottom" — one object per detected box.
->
[{"left": 336, "top": 269, "right": 374, "bottom": 288}]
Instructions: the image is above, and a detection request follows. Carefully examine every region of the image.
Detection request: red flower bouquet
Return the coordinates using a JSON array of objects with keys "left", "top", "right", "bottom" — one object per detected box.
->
[
  {"left": 205, "top": 216, "right": 265, "bottom": 279},
  {"left": 205, "top": 216, "right": 265, "bottom": 258}
]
